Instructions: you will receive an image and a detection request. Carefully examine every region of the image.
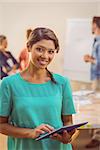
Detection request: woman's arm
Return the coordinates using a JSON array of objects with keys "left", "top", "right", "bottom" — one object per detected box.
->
[
  {"left": 0, "top": 117, "right": 54, "bottom": 139},
  {"left": 62, "top": 115, "right": 73, "bottom": 126},
  {"left": 62, "top": 115, "right": 79, "bottom": 144}
]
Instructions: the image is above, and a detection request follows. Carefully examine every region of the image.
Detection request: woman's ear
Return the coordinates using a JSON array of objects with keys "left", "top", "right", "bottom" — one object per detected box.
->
[{"left": 27, "top": 43, "right": 31, "bottom": 52}]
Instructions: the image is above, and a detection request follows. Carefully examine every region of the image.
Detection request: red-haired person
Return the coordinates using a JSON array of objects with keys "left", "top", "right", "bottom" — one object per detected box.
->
[{"left": 19, "top": 29, "right": 32, "bottom": 70}]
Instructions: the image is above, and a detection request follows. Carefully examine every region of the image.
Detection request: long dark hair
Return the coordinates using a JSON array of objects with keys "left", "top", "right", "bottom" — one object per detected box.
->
[{"left": 27, "top": 27, "right": 59, "bottom": 84}]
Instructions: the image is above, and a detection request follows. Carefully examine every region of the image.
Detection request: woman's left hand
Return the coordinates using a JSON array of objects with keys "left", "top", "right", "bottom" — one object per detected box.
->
[{"left": 50, "top": 129, "right": 75, "bottom": 144}]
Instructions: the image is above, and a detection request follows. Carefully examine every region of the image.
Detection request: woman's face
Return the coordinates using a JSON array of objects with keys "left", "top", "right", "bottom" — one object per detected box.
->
[
  {"left": 1, "top": 39, "right": 8, "bottom": 50},
  {"left": 29, "top": 39, "right": 56, "bottom": 69}
]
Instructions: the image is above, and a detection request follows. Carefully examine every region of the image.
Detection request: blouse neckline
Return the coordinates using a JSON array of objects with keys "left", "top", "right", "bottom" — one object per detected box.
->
[{"left": 17, "top": 72, "right": 52, "bottom": 85}]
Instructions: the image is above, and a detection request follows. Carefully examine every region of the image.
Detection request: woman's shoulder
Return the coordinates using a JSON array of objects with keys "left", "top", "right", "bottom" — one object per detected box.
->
[
  {"left": 1, "top": 73, "right": 19, "bottom": 85},
  {"left": 53, "top": 73, "right": 70, "bottom": 84}
]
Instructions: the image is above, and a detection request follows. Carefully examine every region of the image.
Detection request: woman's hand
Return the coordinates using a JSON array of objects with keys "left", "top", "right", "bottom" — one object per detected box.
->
[
  {"left": 30, "top": 124, "right": 54, "bottom": 139},
  {"left": 50, "top": 129, "right": 75, "bottom": 144}
]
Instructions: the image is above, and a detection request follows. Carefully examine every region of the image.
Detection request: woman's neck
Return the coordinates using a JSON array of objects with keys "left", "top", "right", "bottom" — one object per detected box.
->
[
  {"left": 28, "top": 66, "right": 47, "bottom": 79},
  {"left": 21, "top": 62, "right": 50, "bottom": 83}
]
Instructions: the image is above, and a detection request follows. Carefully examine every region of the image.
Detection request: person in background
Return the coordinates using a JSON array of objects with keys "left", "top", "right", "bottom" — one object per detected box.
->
[
  {"left": 18, "top": 28, "right": 32, "bottom": 71},
  {"left": 0, "top": 27, "right": 77, "bottom": 150},
  {"left": 0, "top": 35, "right": 19, "bottom": 79},
  {"left": 84, "top": 16, "right": 100, "bottom": 148},
  {"left": 84, "top": 16, "right": 100, "bottom": 91}
]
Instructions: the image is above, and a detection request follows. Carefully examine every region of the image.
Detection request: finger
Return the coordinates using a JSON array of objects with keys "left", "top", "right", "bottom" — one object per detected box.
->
[
  {"left": 68, "top": 129, "right": 76, "bottom": 136},
  {"left": 40, "top": 124, "right": 54, "bottom": 131},
  {"left": 45, "top": 124, "right": 54, "bottom": 131},
  {"left": 36, "top": 129, "right": 45, "bottom": 135},
  {"left": 58, "top": 130, "right": 72, "bottom": 144},
  {"left": 41, "top": 126, "right": 52, "bottom": 133},
  {"left": 62, "top": 130, "right": 71, "bottom": 141},
  {"left": 39, "top": 125, "right": 54, "bottom": 133},
  {"left": 51, "top": 133, "right": 62, "bottom": 141},
  {"left": 51, "top": 133, "right": 58, "bottom": 138},
  {"left": 51, "top": 131, "right": 72, "bottom": 144}
]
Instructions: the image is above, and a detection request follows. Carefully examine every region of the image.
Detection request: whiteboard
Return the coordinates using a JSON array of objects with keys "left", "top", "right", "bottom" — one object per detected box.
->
[{"left": 64, "top": 18, "right": 94, "bottom": 82}]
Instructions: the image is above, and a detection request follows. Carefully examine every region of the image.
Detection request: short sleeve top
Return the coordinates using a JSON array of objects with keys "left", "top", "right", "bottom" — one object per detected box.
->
[{"left": 0, "top": 73, "right": 76, "bottom": 150}]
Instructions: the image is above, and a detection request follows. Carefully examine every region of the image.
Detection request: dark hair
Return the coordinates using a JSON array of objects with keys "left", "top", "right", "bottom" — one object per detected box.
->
[
  {"left": 92, "top": 16, "right": 100, "bottom": 28},
  {"left": 26, "top": 29, "right": 32, "bottom": 40},
  {"left": 27, "top": 27, "right": 59, "bottom": 52},
  {"left": 0, "top": 35, "right": 7, "bottom": 44},
  {"left": 27, "top": 27, "right": 60, "bottom": 84}
]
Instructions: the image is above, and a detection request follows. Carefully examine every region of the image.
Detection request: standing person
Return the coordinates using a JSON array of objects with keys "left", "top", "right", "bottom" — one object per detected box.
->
[
  {"left": 18, "top": 28, "right": 32, "bottom": 71},
  {"left": 0, "top": 35, "right": 19, "bottom": 79},
  {"left": 84, "top": 16, "right": 100, "bottom": 91},
  {"left": 0, "top": 27, "right": 76, "bottom": 150},
  {"left": 84, "top": 16, "right": 100, "bottom": 148}
]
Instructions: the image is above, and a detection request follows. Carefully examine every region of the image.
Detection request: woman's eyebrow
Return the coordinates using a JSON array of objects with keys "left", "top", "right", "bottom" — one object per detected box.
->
[{"left": 37, "top": 45, "right": 55, "bottom": 51}]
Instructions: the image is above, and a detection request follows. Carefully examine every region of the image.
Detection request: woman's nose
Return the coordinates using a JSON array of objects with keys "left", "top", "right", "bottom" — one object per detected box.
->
[{"left": 41, "top": 51, "right": 49, "bottom": 58}]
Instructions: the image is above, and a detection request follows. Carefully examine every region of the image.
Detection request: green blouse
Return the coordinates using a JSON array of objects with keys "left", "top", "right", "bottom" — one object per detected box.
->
[{"left": 0, "top": 73, "right": 76, "bottom": 150}]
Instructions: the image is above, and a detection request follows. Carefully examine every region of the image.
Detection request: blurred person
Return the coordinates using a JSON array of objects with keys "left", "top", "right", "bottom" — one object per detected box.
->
[
  {"left": 0, "top": 35, "right": 19, "bottom": 79},
  {"left": 84, "top": 16, "right": 100, "bottom": 91},
  {"left": 0, "top": 27, "right": 77, "bottom": 150},
  {"left": 84, "top": 16, "right": 100, "bottom": 148},
  {"left": 18, "top": 29, "right": 32, "bottom": 70}
]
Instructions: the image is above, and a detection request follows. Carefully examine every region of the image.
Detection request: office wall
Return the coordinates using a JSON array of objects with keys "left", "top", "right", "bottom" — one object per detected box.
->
[
  {"left": 0, "top": 2, "right": 99, "bottom": 78},
  {"left": 97, "top": 2, "right": 100, "bottom": 14},
  {"left": 0, "top": 5, "right": 3, "bottom": 31}
]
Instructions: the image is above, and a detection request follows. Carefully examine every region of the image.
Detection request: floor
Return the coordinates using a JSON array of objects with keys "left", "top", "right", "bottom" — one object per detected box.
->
[
  {"left": 76, "top": 129, "right": 100, "bottom": 150},
  {"left": 71, "top": 80, "right": 100, "bottom": 150}
]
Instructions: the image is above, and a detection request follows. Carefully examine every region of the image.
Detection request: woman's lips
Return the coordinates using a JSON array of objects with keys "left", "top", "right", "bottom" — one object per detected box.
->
[{"left": 38, "top": 60, "right": 48, "bottom": 65}]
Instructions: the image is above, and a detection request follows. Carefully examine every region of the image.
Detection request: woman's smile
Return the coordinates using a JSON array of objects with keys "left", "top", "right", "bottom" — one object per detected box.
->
[{"left": 38, "top": 59, "right": 48, "bottom": 66}]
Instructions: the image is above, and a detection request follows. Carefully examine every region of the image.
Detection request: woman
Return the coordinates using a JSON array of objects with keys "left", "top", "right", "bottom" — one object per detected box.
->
[
  {"left": 0, "top": 27, "right": 76, "bottom": 150},
  {"left": 0, "top": 35, "right": 19, "bottom": 79}
]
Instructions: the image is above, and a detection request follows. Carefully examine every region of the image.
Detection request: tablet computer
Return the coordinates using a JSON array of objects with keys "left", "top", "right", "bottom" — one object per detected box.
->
[{"left": 36, "top": 121, "right": 88, "bottom": 141}]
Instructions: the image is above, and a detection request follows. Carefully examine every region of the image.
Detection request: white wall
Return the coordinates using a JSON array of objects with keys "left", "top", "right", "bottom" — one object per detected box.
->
[
  {"left": 0, "top": 2, "right": 99, "bottom": 80},
  {"left": 97, "top": 2, "right": 100, "bottom": 14},
  {"left": 0, "top": 4, "right": 3, "bottom": 31}
]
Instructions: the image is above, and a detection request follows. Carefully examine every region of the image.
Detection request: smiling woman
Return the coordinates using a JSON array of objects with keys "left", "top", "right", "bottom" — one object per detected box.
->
[
  {"left": 0, "top": 27, "right": 76, "bottom": 150},
  {"left": 29, "top": 39, "right": 56, "bottom": 70}
]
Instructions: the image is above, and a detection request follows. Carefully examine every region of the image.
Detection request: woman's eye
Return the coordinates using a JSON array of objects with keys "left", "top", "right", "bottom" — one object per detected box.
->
[
  {"left": 48, "top": 50, "right": 55, "bottom": 54},
  {"left": 36, "top": 47, "right": 43, "bottom": 52}
]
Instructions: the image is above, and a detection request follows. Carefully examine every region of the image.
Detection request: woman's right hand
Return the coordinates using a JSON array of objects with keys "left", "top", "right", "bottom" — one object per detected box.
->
[{"left": 30, "top": 124, "right": 54, "bottom": 139}]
